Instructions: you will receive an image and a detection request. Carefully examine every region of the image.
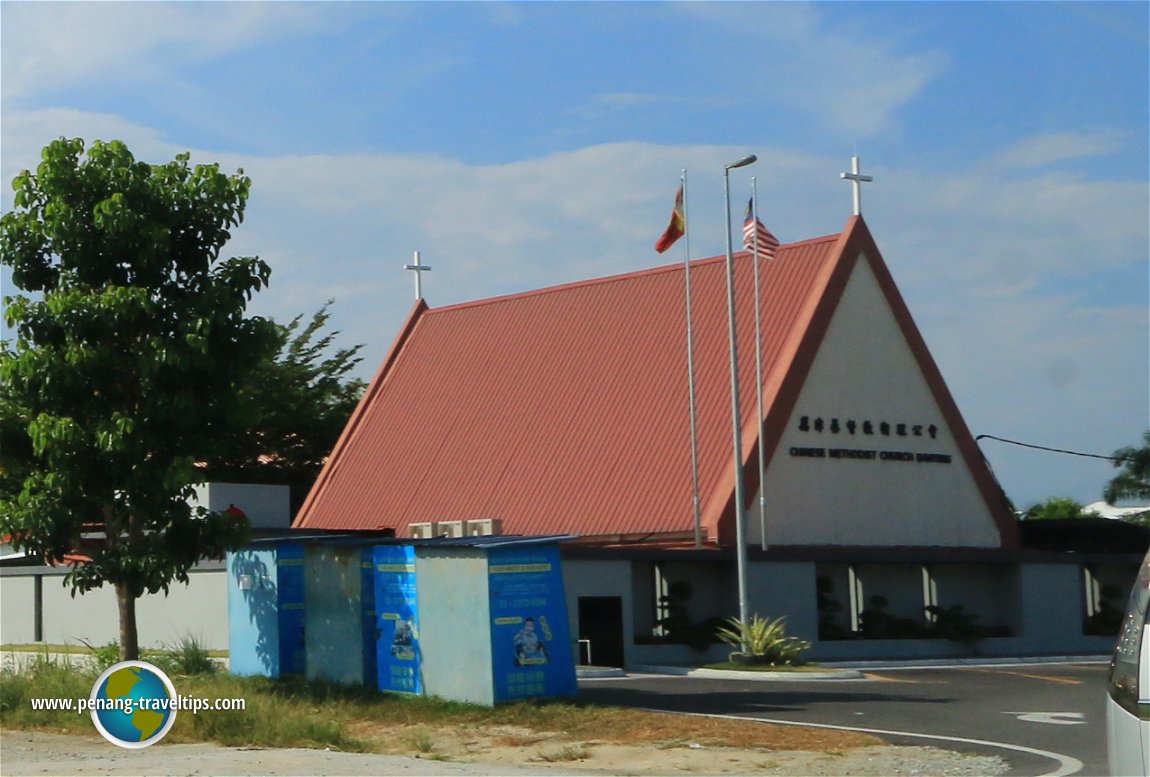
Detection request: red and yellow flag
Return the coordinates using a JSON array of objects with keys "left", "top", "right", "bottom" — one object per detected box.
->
[{"left": 654, "top": 185, "right": 685, "bottom": 253}]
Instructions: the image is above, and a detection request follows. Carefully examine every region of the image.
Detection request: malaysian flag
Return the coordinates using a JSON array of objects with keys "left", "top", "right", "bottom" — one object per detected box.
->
[{"left": 743, "top": 198, "right": 779, "bottom": 260}]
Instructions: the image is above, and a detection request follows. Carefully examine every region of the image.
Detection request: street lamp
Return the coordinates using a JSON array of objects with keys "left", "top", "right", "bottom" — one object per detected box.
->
[{"left": 722, "top": 154, "right": 756, "bottom": 642}]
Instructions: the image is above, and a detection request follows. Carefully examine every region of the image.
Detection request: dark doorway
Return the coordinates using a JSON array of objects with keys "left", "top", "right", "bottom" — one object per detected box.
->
[{"left": 578, "top": 596, "right": 625, "bottom": 668}]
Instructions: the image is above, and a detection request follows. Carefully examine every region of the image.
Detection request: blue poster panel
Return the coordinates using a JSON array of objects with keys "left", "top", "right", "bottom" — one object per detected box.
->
[
  {"left": 488, "top": 544, "right": 577, "bottom": 701},
  {"left": 275, "top": 544, "right": 306, "bottom": 676},
  {"left": 373, "top": 545, "right": 421, "bottom": 694}
]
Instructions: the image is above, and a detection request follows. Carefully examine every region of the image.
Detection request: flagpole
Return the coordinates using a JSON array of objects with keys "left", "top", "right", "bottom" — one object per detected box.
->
[
  {"left": 723, "top": 153, "right": 756, "bottom": 639},
  {"left": 751, "top": 178, "right": 768, "bottom": 552},
  {"left": 682, "top": 171, "right": 703, "bottom": 550}
]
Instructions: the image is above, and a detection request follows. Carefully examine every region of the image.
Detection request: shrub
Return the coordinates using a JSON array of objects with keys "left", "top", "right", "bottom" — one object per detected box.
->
[
  {"left": 78, "top": 639, "right": 121, "bottom": 672},
  {"left": 715, "top": 615, "right": 811, "bottom": 666},
  {"left": 159, "top": 635, "right": 216, "bottom": 676}
]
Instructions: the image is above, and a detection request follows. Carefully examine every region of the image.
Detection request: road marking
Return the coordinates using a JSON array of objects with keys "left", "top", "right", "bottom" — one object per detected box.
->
[
  {"left": 957, "top": 667, "right": 1082, "bottom": 685},
  {"left": 641, "top": 708, "right": 1084, "bottom": 777},
  {"left": 1005, "top": 712, "right": 1085, "bottom": 726},
  {"left": 863, "top": 672, "right": 948, "bottom": 684}
]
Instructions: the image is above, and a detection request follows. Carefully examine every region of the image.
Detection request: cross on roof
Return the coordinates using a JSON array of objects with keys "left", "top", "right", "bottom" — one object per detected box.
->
[
  {"left": 839, "top": 156, "right": 874, "bottom": 216},
  {"left": 403, "top": 250, "right": 432, "bottom": 300}
]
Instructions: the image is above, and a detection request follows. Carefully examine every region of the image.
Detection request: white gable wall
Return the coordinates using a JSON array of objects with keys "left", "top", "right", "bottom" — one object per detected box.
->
[{"left": 751, "top": 253, "right": 1002, "bottom": 548}]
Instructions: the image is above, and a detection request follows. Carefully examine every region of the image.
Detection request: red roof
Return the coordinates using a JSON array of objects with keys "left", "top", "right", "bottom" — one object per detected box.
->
[{"left": 296, "top": 217, "right": 1017, "bottom": 547}]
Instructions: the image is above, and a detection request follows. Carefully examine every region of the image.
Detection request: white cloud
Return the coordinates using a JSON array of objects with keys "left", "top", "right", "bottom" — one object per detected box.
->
[
  {"left": 877, "top": 164, "right": 1146, "bottom": 302},
  {"left": 0, "top": 109, "right": 179, "bottom": 188},
  {"left": 676, "top": 3, "right": 949, "bottom": 137},
  {"left": 2, "top": 109, "right": 1144, "bottom": 505},
  {"left": 0, "top": 2, "right": 331, "bottom": 101},
  {"left": 988, "top": 131, "right": 1129, "bottom": 170}
]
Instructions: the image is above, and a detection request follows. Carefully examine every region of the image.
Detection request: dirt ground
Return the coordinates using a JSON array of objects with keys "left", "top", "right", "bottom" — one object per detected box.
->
[{"left": 1, "top": 728, "right": 1009, "bottom": 776}]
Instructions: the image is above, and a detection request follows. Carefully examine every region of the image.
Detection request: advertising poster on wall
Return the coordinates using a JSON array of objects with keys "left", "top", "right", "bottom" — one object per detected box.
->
[
  {"left": 488, "top": 544, "right": 577, "bottom": 701},
  {"left": 373, "top": 545, "right": 421, "bottom": 694}
]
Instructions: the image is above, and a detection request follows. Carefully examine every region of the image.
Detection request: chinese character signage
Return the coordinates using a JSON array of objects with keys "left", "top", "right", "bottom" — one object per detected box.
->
[
  {"left": 374, "top": 545, "right": 421, "bottom": 694},
  {"left": 488, "top": 544, "right": 577, "bottom": 701},
  {"left": 790, "top": 413, "right": 952, "bottom": 465}
]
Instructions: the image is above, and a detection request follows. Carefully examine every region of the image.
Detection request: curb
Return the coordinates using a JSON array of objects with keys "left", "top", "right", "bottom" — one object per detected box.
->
[
  {"left": 815, "top": 654, "right": 1110, "bottom": 671},
  {"left": 626, "top": 663, "right": 864, "bottom": 681},
  {"left": 576, "top": 665, "right": 627, "bottom": 678}
]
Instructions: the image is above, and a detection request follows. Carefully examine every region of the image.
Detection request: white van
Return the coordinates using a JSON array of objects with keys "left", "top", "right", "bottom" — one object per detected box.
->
[{"left": 1107, "top": 549, "right": 1150, "bottom": 776}]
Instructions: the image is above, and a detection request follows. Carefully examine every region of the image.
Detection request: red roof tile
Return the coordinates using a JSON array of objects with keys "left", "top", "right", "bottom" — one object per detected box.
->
[{"left": 296, "top": 217, "right": 1018, "bottom": 548}]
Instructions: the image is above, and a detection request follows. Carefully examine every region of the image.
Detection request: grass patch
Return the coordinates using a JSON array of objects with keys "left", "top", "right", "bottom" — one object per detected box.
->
[
  {"left": 1, "top": 661, "right": 883, "bottom": 758},
  {"left": 0, "top": 653, "right": 101, "bottom": 735}
]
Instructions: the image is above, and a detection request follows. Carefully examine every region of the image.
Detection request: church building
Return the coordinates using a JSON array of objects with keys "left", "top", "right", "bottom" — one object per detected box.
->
[{"left": 294, "top": 212, "right": 1135, "bottom": 666}]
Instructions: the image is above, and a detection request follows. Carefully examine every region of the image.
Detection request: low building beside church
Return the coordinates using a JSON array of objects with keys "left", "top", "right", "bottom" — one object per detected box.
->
[{"left": 294, "top": 215, "right": 1144, "bottom": 666}]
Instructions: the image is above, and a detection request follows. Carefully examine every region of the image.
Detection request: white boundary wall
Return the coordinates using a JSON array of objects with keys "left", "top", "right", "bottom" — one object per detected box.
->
[{"left": 0, "top": 564, "right": 228, "bottom": 650}]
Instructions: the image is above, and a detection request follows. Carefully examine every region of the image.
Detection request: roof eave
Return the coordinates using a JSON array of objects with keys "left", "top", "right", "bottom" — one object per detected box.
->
[{"left": 294, "top": 299, "right": 429, "bottom": 528}]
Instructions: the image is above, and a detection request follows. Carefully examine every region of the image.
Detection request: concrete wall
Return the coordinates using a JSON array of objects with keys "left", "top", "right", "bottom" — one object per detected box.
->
[
  {"left": 0, "top": 565, "right": 228, "bottom": 649},
  {"left": 191, "top": 482, "right": 291, "bottom": 529},
  {"left": 0, "top": 575, "right": 35, "bottom": 642},
  {"left": 1014, "top": 561, "right": 1131, "bottom": 655}
]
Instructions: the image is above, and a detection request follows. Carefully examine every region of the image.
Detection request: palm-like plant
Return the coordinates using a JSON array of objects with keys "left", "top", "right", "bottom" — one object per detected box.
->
[
  {"left": 715, "top": 614, "right": 811, "bottom": 666},
  {"left": 1105, "top": 431, "right": 1150, "bottom": 505}
]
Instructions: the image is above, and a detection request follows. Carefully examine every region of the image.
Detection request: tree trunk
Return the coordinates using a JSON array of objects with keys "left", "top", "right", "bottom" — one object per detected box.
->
[{"left": 115, "top": 581, "right": 140, "bottom": 661}]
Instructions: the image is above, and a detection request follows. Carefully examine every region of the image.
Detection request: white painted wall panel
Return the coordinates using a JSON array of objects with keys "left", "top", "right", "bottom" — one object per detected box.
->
[
  {"left": 755, "top": 255, "right": 1001, "bottom": 547},
  {"left": 415, "top": 549, "right": 494, "bottom": 705}
]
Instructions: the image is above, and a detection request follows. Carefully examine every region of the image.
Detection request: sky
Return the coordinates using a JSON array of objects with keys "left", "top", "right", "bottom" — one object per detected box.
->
[{"left": 1, "top": 1, "right": 1147, "bottom": 510}]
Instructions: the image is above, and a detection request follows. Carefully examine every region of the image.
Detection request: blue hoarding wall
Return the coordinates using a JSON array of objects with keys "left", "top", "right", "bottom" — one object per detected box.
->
[
  {"left": 304, "top": 543, "right": 377, "bottom": 685},
  {"left": 227, "top": 543, "right": 305, "bottom": 677},
  {"left": 374, "top": 544, "right": 421, "bottom": 694},
  {"left": 276, "top": 545, "right": 306, "bottom": 675},
  {"left": 487, "top": 544, "right": 577, "bottom": 701}
]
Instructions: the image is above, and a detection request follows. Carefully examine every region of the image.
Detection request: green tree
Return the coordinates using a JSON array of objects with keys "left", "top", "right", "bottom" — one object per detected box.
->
[
  {"left": 203, "top": 301, "right": 365, "bottom": 514},
  {"left": 1104, "top": 431, "right": 1150, "bottom": 507},
  {"left": 1022, "top": 497, "right": 1100, "bottom": 521},
  {"left": 0, "top": 138, "right": 278, "bottom": 660}
]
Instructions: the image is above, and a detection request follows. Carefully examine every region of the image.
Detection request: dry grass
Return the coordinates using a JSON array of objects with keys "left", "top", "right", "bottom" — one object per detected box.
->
[{"left": 348, "top": 706, "right": 880, "bottom": 760}]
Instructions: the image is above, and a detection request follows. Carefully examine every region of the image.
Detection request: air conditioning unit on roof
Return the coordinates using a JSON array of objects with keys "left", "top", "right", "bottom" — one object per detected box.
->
[
  {"left": 466, "top": 518, "right": 503, "bottom": 537},
  {"left": 408, "top": 522, "right": 436, "bottom": 539},
  {"left": 437, "top": 520, "right": 466, "bottom": 538}
]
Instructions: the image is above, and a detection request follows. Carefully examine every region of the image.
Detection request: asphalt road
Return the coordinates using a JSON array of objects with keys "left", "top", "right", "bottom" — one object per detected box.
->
[{"left": 578, "top": 661, "right": 1111, "bottom": 777}]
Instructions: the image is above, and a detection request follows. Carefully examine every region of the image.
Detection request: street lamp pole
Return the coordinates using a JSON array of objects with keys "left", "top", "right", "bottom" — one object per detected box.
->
[{"left": 722, "top": 153, "right": 756, "bottom": 641}]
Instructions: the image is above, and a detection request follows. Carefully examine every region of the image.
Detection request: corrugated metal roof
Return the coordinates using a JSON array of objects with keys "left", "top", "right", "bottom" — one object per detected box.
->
[
  {"left": 295, "top": 217, "right": 1018, "bottom": 548},
  {"left": 296, "top": 221, "right": 851, "bottom": 542}
]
